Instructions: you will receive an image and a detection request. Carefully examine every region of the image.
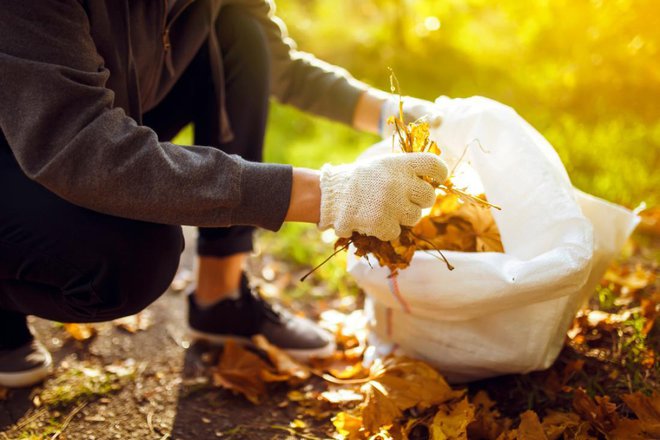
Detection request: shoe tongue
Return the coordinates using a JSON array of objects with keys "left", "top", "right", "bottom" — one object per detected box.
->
[
  {"left": 239, "top": 276, "right": 284, "bottom": 325},
  {"left": 254, "top": 294, "right": 283, "bottom": 324}
]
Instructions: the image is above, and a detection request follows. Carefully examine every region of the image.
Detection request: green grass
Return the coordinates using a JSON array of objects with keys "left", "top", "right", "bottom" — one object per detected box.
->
[{"left": 38, "top": 365, "right": 132, "bottom": 408}]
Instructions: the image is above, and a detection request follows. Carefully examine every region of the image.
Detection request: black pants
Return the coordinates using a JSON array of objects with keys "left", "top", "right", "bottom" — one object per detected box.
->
[{"left": 0, "top": 7, "right": 269, "bottom": 349}]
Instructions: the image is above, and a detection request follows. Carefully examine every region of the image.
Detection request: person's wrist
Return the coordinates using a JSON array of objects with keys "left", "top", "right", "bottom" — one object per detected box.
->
[
  {"left": 285, "top": 168, "right": 321, "bottom": 223},
  {"left": 353, "top": 89, "right": 389, "bottom": 135}
]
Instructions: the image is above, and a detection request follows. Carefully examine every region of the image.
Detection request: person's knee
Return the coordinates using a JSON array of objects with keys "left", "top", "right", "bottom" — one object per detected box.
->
[
  {"left": 111, "top": 224, "right": 184, "bottom": 317},
  {"left": 66, "top": 223, "right": 184, "bottom": 322}
]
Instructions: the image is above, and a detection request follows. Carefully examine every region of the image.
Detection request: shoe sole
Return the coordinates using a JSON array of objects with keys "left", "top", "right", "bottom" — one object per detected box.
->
[
  {"left": 0, "top": 351, "right": 53, "bottom": 388},
  {"left": 187, "top": 328, "right": 336, "bottom": 362}
]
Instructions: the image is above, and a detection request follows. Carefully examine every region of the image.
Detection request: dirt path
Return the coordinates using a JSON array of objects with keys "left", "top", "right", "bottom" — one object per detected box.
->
[{"left": 1, "top": 227, "right": 329, "bottom": 440}]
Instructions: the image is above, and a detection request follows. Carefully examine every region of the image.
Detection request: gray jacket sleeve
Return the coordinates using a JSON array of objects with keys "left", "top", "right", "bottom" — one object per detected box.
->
[
  {"left": 0, "top": 0, "right": 292, "bottom": 230},
  {"left": 235, "top": 0, "right": 370, "bottom": 125}
]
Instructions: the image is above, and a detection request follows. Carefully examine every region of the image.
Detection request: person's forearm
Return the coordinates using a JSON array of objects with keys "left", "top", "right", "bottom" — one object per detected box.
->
[
  {"left": 352, "top": 89, "right": 389, "bottom": 134},
  {"left": 284, "top": 167, "right": 321, "bottom": 223}
]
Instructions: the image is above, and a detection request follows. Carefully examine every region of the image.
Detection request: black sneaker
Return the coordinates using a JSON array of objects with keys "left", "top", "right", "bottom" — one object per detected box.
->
[
  {"left": 0, "top": 339, "right": 53, "bottom": 388},
  {"left": 187, "top": 275, "right": 335, "bottom": 361}
]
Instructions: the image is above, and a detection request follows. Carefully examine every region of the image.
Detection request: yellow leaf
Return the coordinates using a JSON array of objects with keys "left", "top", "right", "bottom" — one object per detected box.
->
[
  {"left": 320, "top": 388, "right": 364, "bottom": 404},
  {"left": 361, "top": 382, "right": 402, "bottom": 435},
  {"left": 63, "top": 323, "right": 95, "bottom": 341},
  {"left": 412, "top": 216, "right": 438, "bottom": 240},
  {"left": 430, "top": 398, "right": 475, "bottom": 440},
  {"left": 289, "top": 419, "right": 307, "bottom": 429},
  {"left": 360, "top": 357, "right": 464, "bottom": 435},
  {"left": 369, "top": 357, "right": 464, "bottom": 410},
  {"left": 333, "top": 411, "right": 363, "bottom": 440},
  {"left": 287, "top": 390, "right": 305, "bottom": 402}
]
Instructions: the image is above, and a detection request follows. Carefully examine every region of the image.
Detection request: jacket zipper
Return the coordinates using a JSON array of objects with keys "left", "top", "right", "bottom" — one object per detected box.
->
[{"left": 162, "top": 0, "right": 194, "bottom": 75}]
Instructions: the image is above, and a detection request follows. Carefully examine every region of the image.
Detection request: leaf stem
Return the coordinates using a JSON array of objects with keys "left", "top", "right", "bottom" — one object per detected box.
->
[{"left": 300, "top": 243, "right": 350, "bottom": 282}]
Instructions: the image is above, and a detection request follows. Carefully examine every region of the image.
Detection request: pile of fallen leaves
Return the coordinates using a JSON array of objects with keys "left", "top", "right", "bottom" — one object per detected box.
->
[
  {"left": 208, "top": 328, "right": 659, "bottom": 439},
  {"left": 206, "top": 217, "right": 658, "bottom": 439},
  {"left": 413, "top": 191, "right": 504, "bottom": 254},
  {"left": 333, "top": 86, "right": 502, "bottom": 276}
]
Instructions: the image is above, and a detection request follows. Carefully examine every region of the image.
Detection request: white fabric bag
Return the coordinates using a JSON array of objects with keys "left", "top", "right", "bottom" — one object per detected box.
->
[{"left": 348, "top": 96, "right": 639, "bottom": 383}]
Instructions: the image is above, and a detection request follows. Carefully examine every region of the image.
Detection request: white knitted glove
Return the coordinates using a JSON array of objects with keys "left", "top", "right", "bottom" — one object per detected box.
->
[
  {"left": 379, "top": 95, "right": 443, "bottom": 139},
  {"left": 319, "top": 153, "right": 448, "bottom": 241}
]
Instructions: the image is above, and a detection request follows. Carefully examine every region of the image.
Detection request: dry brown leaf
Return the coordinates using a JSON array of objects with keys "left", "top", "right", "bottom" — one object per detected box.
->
[
  {"left": 63, "top": 323, "right": 95, "bottom": 341},
  {"left": 572, "top": 388, "right": 618, "bottom": 434},
  {"left": 540, "top": 411, "right": 581, "bottom": 440},
  {"left": 330, "top": 362, "right": 368, "bottom": 380},
  {"left": 636, "top": 206, "right": 660, "bottom": 236},
  {"left": 430, "top": 397, "right": 475, "bottom": 440},
  {"left": 619, "top": 392, "right": 660, "bottom": 438},
  {"left": 495, "top": 431, "right": 518, "bottom": 440},
  {"left": 609, "top": 418, "right": 653, "bottom": 440},
  {"left": 640, "top": 298, "right": 658, "bottom": 336},
  {"left": 604, "top": 263, "right": 656, "bottom": 293},
  {"left": 367, "top": 357, "right": 464, "bottom": 411},
  {"left": 622, "top": 391, "right": 660, "bottom": 422},
  {"left": 516, "top": 411, "right": 548, "bottom": 440},
  {"left": 252, "top": 335, "right": 310, "bottom": 382},
  {"left": 211, "top": 339, "right": 270, "bottom": 404},
  {"left": 467, "top": 391, "right": 512, "bottom": 440},
  {"left": 359, "top": 357, "right": 464, "bottom": 435},
  {"left": 113, "top": 311, "right": 152, "bottom": 333}
]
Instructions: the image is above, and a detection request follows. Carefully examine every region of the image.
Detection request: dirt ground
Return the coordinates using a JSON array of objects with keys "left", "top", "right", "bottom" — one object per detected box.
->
[
  {"left": 1, "top": 227, "right": 331, "bottom": 440},
  {"left": 1, "top": 226, "right": 658, "bottom": 440}
]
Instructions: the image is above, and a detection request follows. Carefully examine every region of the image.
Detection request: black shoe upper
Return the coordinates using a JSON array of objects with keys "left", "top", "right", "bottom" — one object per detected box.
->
[{"left": 187, "top": 274, "right": 333, "bottom": 351}]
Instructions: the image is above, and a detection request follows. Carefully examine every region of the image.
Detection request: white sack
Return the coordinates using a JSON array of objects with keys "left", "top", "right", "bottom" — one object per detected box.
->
[{"left": 348, "top": 96, "right": 639, "bottom": 383}]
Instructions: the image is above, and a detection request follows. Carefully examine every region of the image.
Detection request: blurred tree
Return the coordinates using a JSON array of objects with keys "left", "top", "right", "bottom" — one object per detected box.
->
[{"left": 266, "top": 0, "right": 659, "bottom": 207}]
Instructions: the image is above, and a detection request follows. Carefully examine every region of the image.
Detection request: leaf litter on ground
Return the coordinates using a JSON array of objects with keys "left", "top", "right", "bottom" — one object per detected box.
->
[{"left": 206, "top": 222, "right": 659, "bottom": 439}]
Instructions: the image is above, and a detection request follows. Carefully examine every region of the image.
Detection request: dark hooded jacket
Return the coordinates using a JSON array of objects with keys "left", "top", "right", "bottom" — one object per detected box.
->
[{"left": 0, "top": 0, "right": 368, "bottom": 230}]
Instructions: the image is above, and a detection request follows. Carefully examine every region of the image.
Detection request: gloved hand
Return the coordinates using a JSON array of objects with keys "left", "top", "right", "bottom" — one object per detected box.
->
[
  {"left": 379, "top": 95, "right": 443, "bottom": 139},
  {"left": 318, "top": 153, "right": 448, "bottom": 241}
]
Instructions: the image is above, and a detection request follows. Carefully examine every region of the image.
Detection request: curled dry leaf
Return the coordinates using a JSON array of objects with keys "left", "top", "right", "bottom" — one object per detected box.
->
[
  {"left": 211, "top": 336, "right": 313, "bottom": 403},
  {"left": 211, "top": 340, "right": 269, "bottom": 404},
  {"left": 252, "top": 334, "right": 310, "bottom": 382},
  {"left": 113, "top": 310, "right": 152, "bottom": 333},
  {"left": 467, "top": 391, "right": 512, "bottom": 440}
]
